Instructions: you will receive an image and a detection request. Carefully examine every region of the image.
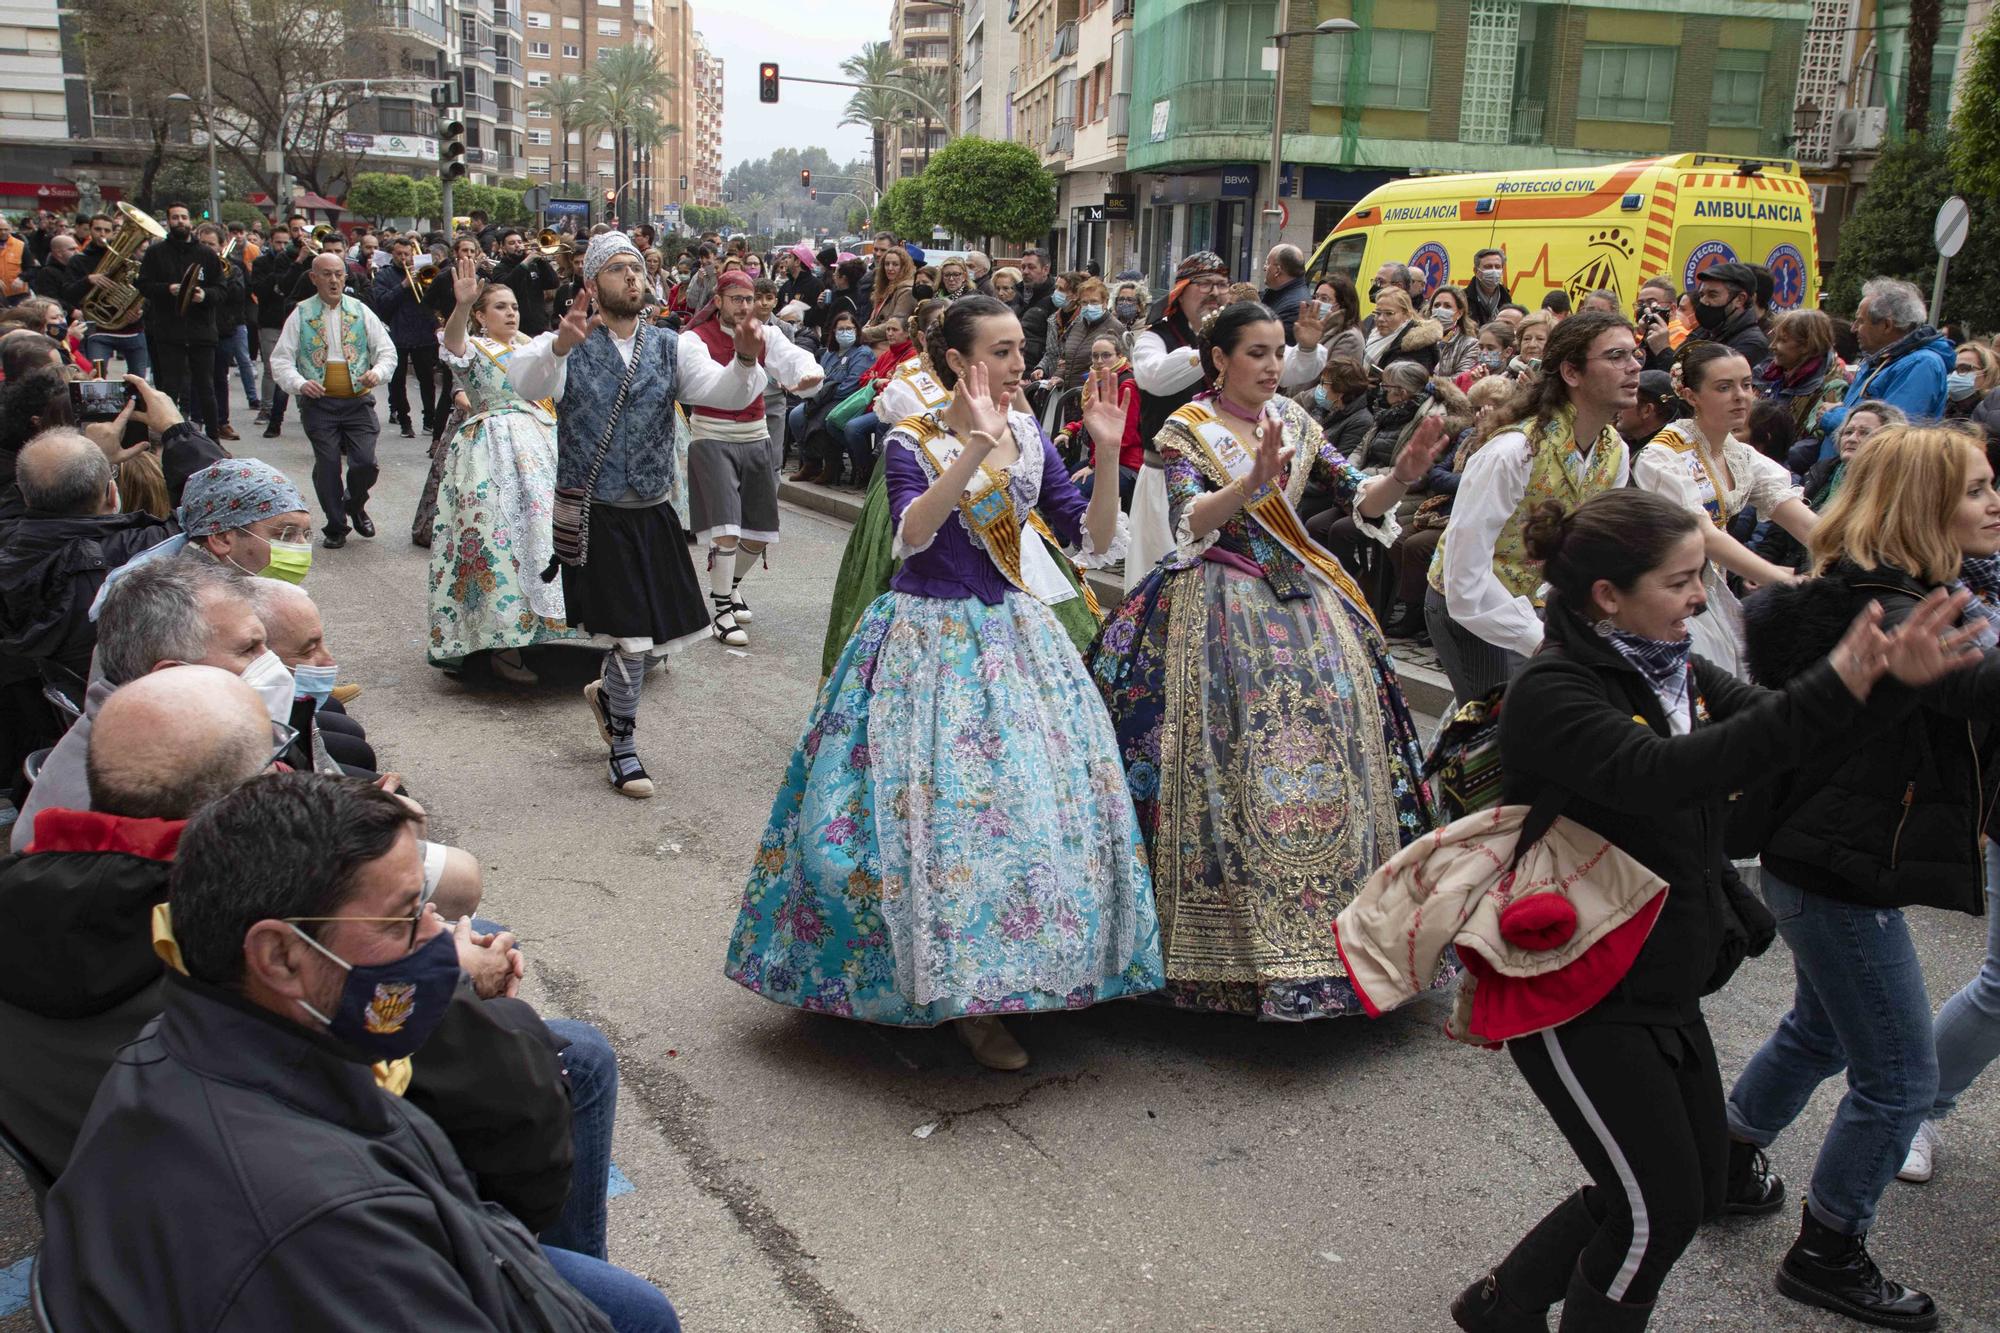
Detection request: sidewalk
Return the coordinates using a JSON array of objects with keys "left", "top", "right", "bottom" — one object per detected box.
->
[{"left": 777, "top": 475, "right": 1457, "bottom": 718}]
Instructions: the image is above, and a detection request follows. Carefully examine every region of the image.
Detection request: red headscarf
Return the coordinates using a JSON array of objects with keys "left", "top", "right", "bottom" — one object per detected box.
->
[{"left": 689, "top": 268, "right": 755, "bottom": 333}]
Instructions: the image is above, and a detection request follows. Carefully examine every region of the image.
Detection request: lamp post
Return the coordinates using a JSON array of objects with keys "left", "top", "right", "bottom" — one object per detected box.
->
[{"left": 1262, "top": 16, "right": 1357, "bottom": 266}]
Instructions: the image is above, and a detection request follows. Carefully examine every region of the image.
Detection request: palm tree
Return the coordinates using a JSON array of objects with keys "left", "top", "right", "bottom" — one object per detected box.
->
[
  {"left": 528, "top": 74, "right": 589, "bottom": 191},
  {"left": 1904, "top": 0, "right": 1942, "bottom": 136},
  {"left": 839, "top": 40, "right": 909, "bottom": 196},
  {"left": 628, "top": 103, "right": 677, "bottom": 223},
  {"left": 582, "top": 45, "right": 675, "bottom": 215},
  {"left": 894, "top": 65, "right": 955, "bottom": 174}
]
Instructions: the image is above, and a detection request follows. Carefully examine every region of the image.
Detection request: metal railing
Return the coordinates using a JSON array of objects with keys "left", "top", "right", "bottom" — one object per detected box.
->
[
  {"left": 379, "top": 1, "right": 450, "bottom": 42},
  {"left": 1509, "top": 99, "right": 1545, "bottom": 145},
  {"left": 490, "top": 5, "right": 521, "bottom": 31},
  {"left": 1051, "top": 20, "right": 1077, "bottom": 60},
  {"left": 1166, "top": 78, "right": 1273, "bottom": 135},
  {"left": 1045, "top": 115, "right": 1074, "bottom": 155}
]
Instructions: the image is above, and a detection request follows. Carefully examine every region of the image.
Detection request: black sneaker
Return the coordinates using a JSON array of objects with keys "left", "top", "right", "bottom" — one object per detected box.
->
[
  {"left": 400, "top": 419, "right": 415, "bottom": 438},
  {"left": 261, "top": 422, "right": 282, "bottom": 438},
  {"left": 1725, "top": 1139, "right": 1787, "bottom": 1215},
  {"left": 321, "top": 531, "right": 348, "bottom": 550},
  {"left": 1776, "top": 1204, "right": 1937, "bottom": 1331}
]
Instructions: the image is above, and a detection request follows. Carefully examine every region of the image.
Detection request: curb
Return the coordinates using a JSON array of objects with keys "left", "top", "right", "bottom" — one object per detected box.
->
[{"left": 778, "top": 477, "right": 1455, "bottom": 718}]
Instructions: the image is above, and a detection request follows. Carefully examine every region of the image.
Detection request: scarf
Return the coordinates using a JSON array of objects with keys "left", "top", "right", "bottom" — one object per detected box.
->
[
  {"left": 1956, "top": 553, "right": 2000, "bottom": 650},
  {"left": 862, "top": 341, "right": 913, "bottom": 387},
  {"left": 1601, "top": 624, "right": 1693, "bottom": 714}
]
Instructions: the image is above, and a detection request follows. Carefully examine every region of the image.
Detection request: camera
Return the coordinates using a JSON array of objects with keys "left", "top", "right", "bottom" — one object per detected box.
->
[
  {"left": 69, "top": 379, "right": 135, "bottom": 422},
  {"left": 1636, "top": 300, "right": 1668, "bottom": 325}
]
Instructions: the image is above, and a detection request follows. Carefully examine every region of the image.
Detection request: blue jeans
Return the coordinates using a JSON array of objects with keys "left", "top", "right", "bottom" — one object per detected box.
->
[
  {"left": 83, "top": 329, "right": 150, "bottom": 381},
  {"left": 1726, "top": 870, "right": 1937, "bottom": 1235},
  {"left": 540, "top": 1018, "right": 617, "bottom": 1261},
  {"left": 1931, "top": 841, "right": 2000, "bottom": 1120},
  {"left": 542, "top": 1245, "right": 679, "bottom": 1333},
  {"left": 841, "top": 410, "right": 881, "bottom": 483},
  {"left": 213, "top": 325, "right": 260, "bottom": 423}
]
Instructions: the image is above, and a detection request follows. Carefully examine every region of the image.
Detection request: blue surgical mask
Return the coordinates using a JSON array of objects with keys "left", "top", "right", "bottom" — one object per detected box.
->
[
  {"left": 289, "top": 925, "right": 460, "bottom": 1061},
  {"left": 1313, "top": 386, "right": 1330, "bottom": 408},
  {"left": 1947, "top": 370, "right": 1978, "bottom": 402},
  {"left": 1050, "top": 290, "right": 1070, "bottom": 310},
  {"left": 836, "top": 329, "right": 856, "bottom": 349},
  {"left": 1115, "top": 300, "right": 1140, "bottom": 322},
  {"left": 1080, "top": 303, "right": 1104, "bottom": 323},
  {"left": 293, "top": 661, "right": 339, "bottom": 707}
]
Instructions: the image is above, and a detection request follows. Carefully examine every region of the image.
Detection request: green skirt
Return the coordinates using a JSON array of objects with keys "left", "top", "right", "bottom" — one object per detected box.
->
[{"left": 818, "top": 458, "right": 1102, "bottom": 678}]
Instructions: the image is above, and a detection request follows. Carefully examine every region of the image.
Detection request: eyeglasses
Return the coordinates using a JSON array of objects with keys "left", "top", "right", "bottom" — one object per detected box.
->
[
  {"left": 1191, "top": 278, "right": 1229, "bottom": 292},
  {"left": 266, "top": 719, "right": 302, "bottom": 769},
  {"left": 284, "top": 899, "right": 432, "bottom": 951}
]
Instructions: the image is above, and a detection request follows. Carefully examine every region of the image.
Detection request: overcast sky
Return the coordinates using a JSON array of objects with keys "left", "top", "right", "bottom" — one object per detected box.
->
[{"left": 699, "top": 0, "right": 885, "bottom": 170}]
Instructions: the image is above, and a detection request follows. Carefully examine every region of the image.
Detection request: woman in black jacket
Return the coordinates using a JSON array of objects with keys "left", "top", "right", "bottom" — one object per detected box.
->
[
  {"left": 1727, "top": 424, "right": 2000, "bottom": 1333},
  {"left": 1453, "top": 489, "right": 1970, "bottom": 1333}
]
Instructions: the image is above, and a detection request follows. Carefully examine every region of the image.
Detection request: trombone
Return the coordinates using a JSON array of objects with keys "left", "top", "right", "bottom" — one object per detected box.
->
[{"left": 298, "top": 222, "right": 338, "bottom": 256}]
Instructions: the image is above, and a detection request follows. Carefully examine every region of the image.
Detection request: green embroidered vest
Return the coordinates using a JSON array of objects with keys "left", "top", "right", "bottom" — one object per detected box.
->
[
  {"left": 1427, "top": 410, "right": 1627, "bottom": 600},
  {"left": 296, "top": 295, "right": 372, "bottom": 383}
]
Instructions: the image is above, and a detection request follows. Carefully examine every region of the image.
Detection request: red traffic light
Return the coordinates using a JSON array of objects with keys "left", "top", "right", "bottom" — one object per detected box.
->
[
  {"left": 758, "top": 62, "right": 780, "bottom": 103},
  {"left": 603, "top": 188, "right": 616, "bottom": 203},
  {"left": 800, "top": 168, "right": 811, "bottom": 189}
]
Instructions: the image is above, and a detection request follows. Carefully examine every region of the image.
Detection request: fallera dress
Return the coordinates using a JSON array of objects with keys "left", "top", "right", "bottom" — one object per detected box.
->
[
  {"left": 728, "top": 409, "right": 1163, "bottom": 1025},
  {"left": 1086, "top": 394, "right": 1441, "bottom": 1020},
  {"left": 427, "top": 335, "right": 587, "bottom": 668}
]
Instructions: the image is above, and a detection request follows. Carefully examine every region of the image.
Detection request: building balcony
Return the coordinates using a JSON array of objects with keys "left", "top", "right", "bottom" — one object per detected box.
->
[
  {"left": 1510, "top": 99, "right": 1545, "bottom": 146},
  {"left": 379, "top": 1, "right": 450, "bottom": 44},
  {"left": 965, "top": 0, "right": 983, "bottom": 32},
  {"left": 1112, "top": 0, "right": 1131, "bottom": 17},
  {"left": 493, "top": 54, "right": 518, "bottom": 77},
  {"left": 1165, "top": 77, "right": 1270, "bottom": 136},
  {"left": 1045, "top": 115, "right": 1073, "bottom": 156},
  {"left": 490, "top": 4, "right": 521, "bottom": 32},
  {"left": 1108, "top": 90, "right": 1127, "bottom": 141},
  {"left": 1050, "top": 19, "right": 1076, "bottom": 61}
]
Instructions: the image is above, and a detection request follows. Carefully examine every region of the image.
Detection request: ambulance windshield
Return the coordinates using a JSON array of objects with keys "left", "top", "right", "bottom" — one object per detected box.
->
[{"left": 1309, "top": 234, "right": 1367, "bottom": 288}]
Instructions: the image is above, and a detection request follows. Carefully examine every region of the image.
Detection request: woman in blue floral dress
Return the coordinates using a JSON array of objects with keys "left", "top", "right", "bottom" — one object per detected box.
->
[
  {"left": 430, "top": 255, "right": 587, "bottom": 678},
  {"left": 727, "top": 297, "right": 1163, "bottom": 1071},
  {"left": 1087, "top": 302, "right": 1446, "bottom": 1021}
]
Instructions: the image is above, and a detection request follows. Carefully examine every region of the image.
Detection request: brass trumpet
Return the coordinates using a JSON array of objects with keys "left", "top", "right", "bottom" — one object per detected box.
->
[
  {"left": 535, "top": 228, "right": 575, "bottom": 257},
  {"left": 297, "top": 222, "right": 338, "bottom": 255}
]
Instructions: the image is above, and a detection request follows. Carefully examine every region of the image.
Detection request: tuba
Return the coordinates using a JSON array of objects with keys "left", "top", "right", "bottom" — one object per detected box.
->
[{"left": 80, "top": 201, "right": 165, "bottom": 328}]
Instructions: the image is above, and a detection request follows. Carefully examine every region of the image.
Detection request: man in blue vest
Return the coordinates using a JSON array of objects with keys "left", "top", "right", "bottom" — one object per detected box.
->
[
  {"left": 269, "top": 252, "right": 399, "bottom": 549},
  {"left": 506, "top": 232, "right": 769, "bottom": 798}
]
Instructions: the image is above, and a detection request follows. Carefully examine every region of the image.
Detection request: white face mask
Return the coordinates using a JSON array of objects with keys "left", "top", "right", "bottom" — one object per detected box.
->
[{"left": 240, "top": 649, "right": 298, "bottom": 725}]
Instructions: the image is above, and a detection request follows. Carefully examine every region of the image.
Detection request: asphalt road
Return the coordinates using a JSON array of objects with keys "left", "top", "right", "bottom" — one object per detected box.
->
[{"left": 2, "top": 389, "right": 1995, "bottom": 1333}]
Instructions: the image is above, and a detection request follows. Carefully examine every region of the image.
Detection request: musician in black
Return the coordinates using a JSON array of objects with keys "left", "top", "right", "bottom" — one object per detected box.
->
[
  {"left": 251, "top": 218, "right": 311, "bottom": 436},
  {"left": 373, "top": 237, "right": 443, "bottom": 439},
  {"left": 490, "top": 229, "right": 559, "bottom": 337},
  {"left": 135, "top": 203, "right": 224, "bottom": 434}
]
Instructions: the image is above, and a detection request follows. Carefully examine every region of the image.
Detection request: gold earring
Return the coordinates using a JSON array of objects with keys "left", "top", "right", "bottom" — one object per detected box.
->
[{"left": 1214, "top": 363, "right": 1228, "bottom": 393}]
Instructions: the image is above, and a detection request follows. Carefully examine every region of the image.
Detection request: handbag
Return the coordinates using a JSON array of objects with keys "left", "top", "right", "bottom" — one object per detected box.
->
[
  {"left": 825, "top": 381, "right": 879, "bottom": 432},
  {"left": 543, "top": 321, "right": 648, "bottom": 581},
  {"left": 1421, "top": 686, "right": 1508, "bottom": 824}
]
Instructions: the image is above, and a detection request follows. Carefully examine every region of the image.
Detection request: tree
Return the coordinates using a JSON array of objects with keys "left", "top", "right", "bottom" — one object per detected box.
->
[
  {"left": 1828, "top": 135, "right": 2000, "bottom": 333},
  {"left": 582, "top": 45, "right": 674, "bottom": 216},
  {"left": 529, "top": 74, "right": 590, "bottom": 192},
  {"left": 344, "top": 172, "right": 419, "bottom": 222},
  {"left": 1948, "top": 16, "right": 2000, "bottom": 199},
  {"left": 1904, "top": 0, "right": 1943, "bottom": 137},
  {"left": 892, "top": 65, "right": 954, "bottom": 175},
  {"left": 629, "top": 103, "right": 677, "bottom": 222},
  {"left": 876, "top": 175, "right": 928, "bottom": 241},
  {"left": 839, "top": 41, "right": 909, "bottom": 195},
  {"left": 921, "top": 137, "right": 1056, "bottom": 249}
]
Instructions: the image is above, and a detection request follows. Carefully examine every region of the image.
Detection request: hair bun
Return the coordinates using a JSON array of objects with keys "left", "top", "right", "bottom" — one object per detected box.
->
[{"left": 1520, "top": 499, "right": 1570, "bottom": 564}]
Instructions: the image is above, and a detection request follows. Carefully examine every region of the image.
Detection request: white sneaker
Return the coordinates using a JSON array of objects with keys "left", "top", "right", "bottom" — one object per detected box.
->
[{"left": 1897, "top": 1119, "right": 1939, "bottom": 1183}]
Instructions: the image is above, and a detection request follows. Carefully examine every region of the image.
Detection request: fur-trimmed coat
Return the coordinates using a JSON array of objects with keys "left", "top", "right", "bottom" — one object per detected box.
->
[{"left": 1370, "top": 316, "right": 1443, "bottom": 374}]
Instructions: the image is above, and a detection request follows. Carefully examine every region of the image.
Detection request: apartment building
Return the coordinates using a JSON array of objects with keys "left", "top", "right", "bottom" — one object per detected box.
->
[
  {"left": 350, "top": 0, "right": 528, "bottom": 188},
  {"left": 1007, "top": 0, "right": 1135, "bottom": 272},
  {"left": 691, "top": 28, "right": 721, "bottom": 206},
  {"left": 0, "top": 0, "right": 90, "bottom": 214},
  {"left": 1126, "top": 0, "right": 1817, "bottom": 287},
  {"left": 890, "top": 0, "right": 957, "bottom": 180},
  {"left": 959, "top": 0, "right": 1017, "bottom": 142}
]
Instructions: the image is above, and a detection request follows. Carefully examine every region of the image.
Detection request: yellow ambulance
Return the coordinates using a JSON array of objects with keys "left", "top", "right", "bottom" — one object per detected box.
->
[{"left": 1306, "top": 153, "right": 1820, "bottom": 316}]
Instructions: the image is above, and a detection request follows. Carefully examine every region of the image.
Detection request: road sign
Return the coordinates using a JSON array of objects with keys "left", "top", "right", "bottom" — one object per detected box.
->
[
  {"left": 523, "top": 185, "right": 549, "bottom": 213},
  {"left": 1935, "top": 195, "right": 1969, "bottom": 258}
]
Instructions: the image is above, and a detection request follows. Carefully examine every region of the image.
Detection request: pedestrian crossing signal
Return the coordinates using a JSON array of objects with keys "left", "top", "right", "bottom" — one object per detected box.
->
[{"left": 759, "top": 63, "right": 779, "bottom": 103}]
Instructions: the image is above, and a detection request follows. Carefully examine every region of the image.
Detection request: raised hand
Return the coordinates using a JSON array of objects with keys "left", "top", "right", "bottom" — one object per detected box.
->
[
  {"left": 1079, "top": 366, "right": 1128, "bottom": 453},
  {"left": 553, "top": 291, "right": 597, "bottom": 356},
  {"left": 1244, "top": 410, "right": 1293, "bottom": 494},
  {"left": 453, "top": 253, "right": 481, "bottom": 307},
  {"left": 1881, "top": 589, "right": 1983, "bottom": 686},
  {"left": 1294, "top": 298, "right": 1325, "bottom": 351},
  {"left": 729, "top": 308, "right": 764, "bottom": 361},
  {"left": 1392, "top": 414, "right": 1450, "bottom": 484},
  {"left": 957, "top": 361, "right": 1009, "bottom": 443}
]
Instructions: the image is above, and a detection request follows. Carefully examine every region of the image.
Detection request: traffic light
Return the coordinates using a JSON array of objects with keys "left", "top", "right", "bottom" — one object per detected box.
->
[
  {"left": 800, "top": 168, "right": 811, "bottom": 190},
  {"left": 438, "top": 120, "right": 467, "bottom": 183},
  {"left": 809, "top": 188, "right": 817, "bottom": 202},
  {"left": 758, "top": 62, "right": 779, "bottom": 103},
  {"left": 603, "top": 188, "right": 616, "bottom": 204}
]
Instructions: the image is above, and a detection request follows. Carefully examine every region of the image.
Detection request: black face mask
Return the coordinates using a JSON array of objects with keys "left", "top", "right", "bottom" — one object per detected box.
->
[
  {"left": 911, "top": 284, "right": 935, "bottom": 303},
  {"left": 1368, "top": 281, "right": 1384, "bottom": 302},
  {"left": 1694, "top": 298, "right": 1733, "bottom": 332}
]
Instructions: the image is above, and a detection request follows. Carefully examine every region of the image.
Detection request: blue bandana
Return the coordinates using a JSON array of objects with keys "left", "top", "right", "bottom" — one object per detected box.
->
[{"left": 1601, "top": 624, "right": 1693, "bottom": 713}]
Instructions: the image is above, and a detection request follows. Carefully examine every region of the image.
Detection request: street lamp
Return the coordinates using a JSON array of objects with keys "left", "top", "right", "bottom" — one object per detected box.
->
[
  {"left": 164, "top": 0, "right": 222, "bottom": 221},
  {"left": 1262, "top": 16, "right": 1358, "bottom": 263}
]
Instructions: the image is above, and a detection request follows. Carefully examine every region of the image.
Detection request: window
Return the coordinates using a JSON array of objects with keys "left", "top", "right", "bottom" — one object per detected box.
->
[
  {"left": 562, "top": 42, "right": 579, "bottom": 57},
  {"left": 528, "top": 106, "right": 550, "bottom": 118},
  {"left": 1311, "top": 28, "right": 1433, "bottom": 109},
  {"left": 525, "top": 9, "right": 549, "bottom": 26},
  {"left": 1578, "top": 43, "right": 1675, "bottom": 122},
  {"left": 595, "top": 17, "right": 619, "bottom": 35},
  {"left": 597, "top": 130, "right": 614, "bottom": 149},
  {"left": 527, "top": 70, "right": 551, "bottom": 86},
  {"left": 1711, "top": 48, "right": 1766, "bottom": 128},
  {"left": 529, "top": 160, "right": 550, "bottom": 176},
  {"left": 91, "top": 90, "right": 132, "bottom": 119},
  {"left": 1, "top": 90, "right": 65, "bottom": 120},
  {"left": 527, "top": 39, "right": 548, "bottom": 56},
  {"left": 567, "top": 129, "right": 580, "bottom": 144},
  {"left": 528, "top": 128, "right": 551, "bottom": 144},
  {"left": 596, "top": 161, "right": 614, "bottom": 177}
]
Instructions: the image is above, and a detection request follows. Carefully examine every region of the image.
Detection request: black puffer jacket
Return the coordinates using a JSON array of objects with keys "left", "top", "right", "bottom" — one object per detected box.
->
[
  {"left": 1743, "top": 562, "right": 2000, "bottom": 915},
  {"left": 0, "top": 509, "right": 177, "bottom": 686},
  {"left": 1499, "top": 600, "right": 1863, "bottom": 1025}
]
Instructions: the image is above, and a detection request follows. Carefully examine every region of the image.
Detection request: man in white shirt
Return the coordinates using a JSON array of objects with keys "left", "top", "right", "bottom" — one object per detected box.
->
[
  {"left": 268, "top": 253, "right": 400, "bottom": 549},
  {"left": 1427, "top": 311, "right": 1641, "bottom": 700}
]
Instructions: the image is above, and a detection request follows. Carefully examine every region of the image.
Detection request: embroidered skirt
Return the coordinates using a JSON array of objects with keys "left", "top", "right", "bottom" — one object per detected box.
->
[
  {"left": 1086, "top": 558, "right": 1441, "bottom": 1020},
  {"left": 727, "top": 590, "right": 1164, "bottom": 1026},
  {"left": 818, "top": 458, "right": 1105, "bottom": 680},
  {"left": 427, "top": 408, "right": 588, "bottom": 667}
]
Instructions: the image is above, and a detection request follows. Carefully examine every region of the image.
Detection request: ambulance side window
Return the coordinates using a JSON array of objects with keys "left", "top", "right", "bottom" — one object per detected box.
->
[{"left": 1309, "top": 234, "right": 1368, "bottom": 288}]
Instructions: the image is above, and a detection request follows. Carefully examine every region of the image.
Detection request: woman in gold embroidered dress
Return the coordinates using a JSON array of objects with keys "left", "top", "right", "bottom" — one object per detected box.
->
[{"left": 1086, "top": 301, "right": 1448, "bottom": 1020}]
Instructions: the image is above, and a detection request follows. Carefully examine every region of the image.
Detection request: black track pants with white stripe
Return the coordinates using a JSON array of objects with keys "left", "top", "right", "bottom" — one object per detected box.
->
[{"left": 1507, "top": 1018, "right": 1728, "bottom": 1306}]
